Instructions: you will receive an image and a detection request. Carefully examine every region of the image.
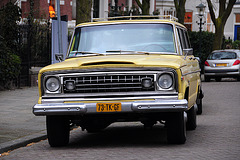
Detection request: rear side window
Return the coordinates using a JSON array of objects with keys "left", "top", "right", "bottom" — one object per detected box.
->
[
  {"left": 177, "top": 28, "right": 191, "bottom": 49},
  {"left": 208, "top": 52, "right": 237, "bottom": 60}
]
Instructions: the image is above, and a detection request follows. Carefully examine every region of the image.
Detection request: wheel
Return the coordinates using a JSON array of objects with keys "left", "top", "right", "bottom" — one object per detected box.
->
[
  {"left": 196, "top": 96, "right": 203, "bottom": 115},
  {"left": 215, "top": 77, "right": 221, "bottom": 82},
  {"left": 196, "top": 89, "right": 203, "bottom": 115},
  {"left": 204, "top": 76, "right": 210, "bottom": 82},
  {"left": 237, "top": 76, "right": 240, "bottom": 81},
  {"left": 167, "top": 112, "right": 186, "bottom": 144},
  {"left": 47, "top": 116, "right": 70, "bottom": 147},
  {"left": 186, "top": 104, "right": 197, "bottom": 130}
]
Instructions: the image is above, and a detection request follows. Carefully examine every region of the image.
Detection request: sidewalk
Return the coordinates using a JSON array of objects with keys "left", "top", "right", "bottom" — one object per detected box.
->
[{"left": 0, "top": 87, "right": 46, "bottom": 154}]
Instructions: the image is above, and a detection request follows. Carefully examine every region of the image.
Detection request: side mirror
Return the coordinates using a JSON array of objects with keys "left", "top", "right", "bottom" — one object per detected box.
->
[
  {"left": 183, "top": 48, "right": 193, "bottom": 56},
  {"left": 195, "top": 57, "right": 201, "bottom": 63},
  {"left": 55, "top": 54, "right": 64, "bottom": 62}
]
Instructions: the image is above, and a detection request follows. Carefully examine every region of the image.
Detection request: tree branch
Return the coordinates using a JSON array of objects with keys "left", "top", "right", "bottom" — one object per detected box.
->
[
  {"left": 135, "top": 0, "right": 142, "bottom": 10},
  {"left": 206, "top": 0, "right": 216, "bottom": 25},
  {"left": 222, "top": 0, "right": 236, "bottom": 24},
  {"left": 219, "top": 0, "right": 226, "bottom": 17},
  {"left": 174, "top": 0, "right": 179, "bottom": 9}
]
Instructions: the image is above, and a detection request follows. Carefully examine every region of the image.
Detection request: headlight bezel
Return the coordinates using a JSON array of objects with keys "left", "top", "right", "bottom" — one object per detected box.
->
[
  {"left": 156, "top": 72, "right": 175, "bottom": 91},
  {"left": 43, "top": 76, "right": 62, "bottom": 94}
]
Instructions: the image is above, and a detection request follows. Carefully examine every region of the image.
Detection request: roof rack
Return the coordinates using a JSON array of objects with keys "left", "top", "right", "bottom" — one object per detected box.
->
[{"left": 92, "top": 15, "right": 178, "bottom": 22}]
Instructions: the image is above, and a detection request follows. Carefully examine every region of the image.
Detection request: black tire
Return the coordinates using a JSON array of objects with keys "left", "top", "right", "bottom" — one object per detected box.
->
[
  {"left": 215, "top": 77, "right": 221, "bottom": 82},
  {"left": 47, "top": 116, "right": 70, "bottom": 147},
  {"left": 204, "top": 76, "right": 210, "bottom": 82},
  {"left": 197, "top": 97, "right": 202, "bottom": 115},
  {"left": 196, "top": 88, "right": 203, "bottom": 115},
  {"left": 186, "top": 105, "right": 197, "bottom": 130},
  {"left": 167, "top": 112, "right": 186, "bottom": 144},
  {"left": 237, "top": 76, "right": 240, "bottom": 81}
]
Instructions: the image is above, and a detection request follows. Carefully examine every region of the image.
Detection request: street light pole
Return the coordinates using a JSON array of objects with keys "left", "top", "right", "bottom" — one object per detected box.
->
[
  {"left": 199, "top": 16, "right": 203, "bottom": 59},
  {"left": 196, "top": 3, "right": 206, "bottom": 59}
]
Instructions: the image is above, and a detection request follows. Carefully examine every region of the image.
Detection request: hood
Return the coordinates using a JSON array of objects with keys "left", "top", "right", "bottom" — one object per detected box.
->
[{"left": 39, "top": 54, "right": 185, "bottom": 74}]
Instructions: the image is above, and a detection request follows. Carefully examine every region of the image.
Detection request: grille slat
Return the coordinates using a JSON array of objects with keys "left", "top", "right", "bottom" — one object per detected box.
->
[
  {"left": 63, "top": 74, "right": 155, "bottom": 93},
  {"left": 75, "top": 82, "right": 142, "bottom": 87}
]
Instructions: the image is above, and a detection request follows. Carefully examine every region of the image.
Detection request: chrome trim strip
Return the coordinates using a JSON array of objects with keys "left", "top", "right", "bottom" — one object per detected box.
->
[
  {"left": 43, "top": 91, "right": 178, "bottom": 98},
  {"left": 182, "top": 70, "right": 201, "bottom": 76},
  {"left": 42, "top": 68, "right": 175, "bottom": 75},
  {"left": 132, "top": 99, "right": 188, "bottom": 112},
  {"left": 33, "top": 103, "right": 87, "bottom": 116},
  {"left": 41, "top": 95, "right": 179, "bottom": 104}
]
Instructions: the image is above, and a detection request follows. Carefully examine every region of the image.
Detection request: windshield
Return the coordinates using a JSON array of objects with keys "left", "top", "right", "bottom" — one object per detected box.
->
[
  {"left": 68, "top": 23, "right": 176, "bottom": 57},
  {"left": 208, "top": 51, "right": 237, "bottom": 60}
]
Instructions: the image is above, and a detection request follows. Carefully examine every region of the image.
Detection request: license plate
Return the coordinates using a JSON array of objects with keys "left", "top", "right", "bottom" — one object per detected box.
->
[
  {"left": 96, "top": 103, "right": 122, "bottom": 112},
  {"left": 216, "top": 63, "right": 227, "bottom": 67}
]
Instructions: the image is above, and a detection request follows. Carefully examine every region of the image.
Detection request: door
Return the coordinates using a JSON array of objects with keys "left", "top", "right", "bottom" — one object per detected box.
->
[{"left": 234, "top": 25, "right": 240, "bottom": 41}]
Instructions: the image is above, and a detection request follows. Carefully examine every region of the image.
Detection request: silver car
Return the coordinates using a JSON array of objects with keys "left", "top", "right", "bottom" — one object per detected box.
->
[{"left": 204, "top": 50, "right": 240, "bottom": 82}]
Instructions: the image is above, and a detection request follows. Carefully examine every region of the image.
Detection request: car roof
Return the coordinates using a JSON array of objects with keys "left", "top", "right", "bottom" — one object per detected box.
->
[{"left": 75, "top": 15, "right": 186, "bottom": 29}]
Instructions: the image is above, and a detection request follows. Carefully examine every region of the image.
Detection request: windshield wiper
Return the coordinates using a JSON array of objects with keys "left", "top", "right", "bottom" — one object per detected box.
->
[
  {"left": 70, "top": 51, "right": 104, "bottom": 57},
  {"left": 106, "top": 50, "right": 150, "bottom": 55}
]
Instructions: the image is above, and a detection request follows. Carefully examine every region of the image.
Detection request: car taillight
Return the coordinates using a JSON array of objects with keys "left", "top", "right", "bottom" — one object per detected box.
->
[
  {"left": 204, "top": 61, "right": 210, "bottom": 66},
  {"left": 233, "top": 60, "right": 240, "bottom": 66}
]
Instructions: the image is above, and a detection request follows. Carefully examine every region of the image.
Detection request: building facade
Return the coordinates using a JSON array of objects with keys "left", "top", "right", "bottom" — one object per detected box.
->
[{"left": 1, "top": 0, "right": 240, "bottom": 40}]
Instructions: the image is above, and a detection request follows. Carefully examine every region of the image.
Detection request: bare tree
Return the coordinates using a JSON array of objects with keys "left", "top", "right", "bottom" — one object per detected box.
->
[
  {"left": 76, "top": 0, "right": 92, "bottom": 25},
  {"left": 207, "top": 0, "right": 236, "bottom": 50},
  {"left": 174, "top": 0, "right": 186, "bottom": 24}
]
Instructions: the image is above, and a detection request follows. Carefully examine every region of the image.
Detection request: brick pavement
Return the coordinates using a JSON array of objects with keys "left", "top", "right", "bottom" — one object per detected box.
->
[{"left": 1, "top": 80, "right": 240, "bottom": 160}]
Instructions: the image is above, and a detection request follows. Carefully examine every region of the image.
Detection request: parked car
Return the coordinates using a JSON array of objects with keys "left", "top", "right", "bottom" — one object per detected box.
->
[
  {"left": 204, "top": 50, "right": 240, "bottom": 82},
  {"left": 33, "top": 15, "right": 203, "bottom": 147}
]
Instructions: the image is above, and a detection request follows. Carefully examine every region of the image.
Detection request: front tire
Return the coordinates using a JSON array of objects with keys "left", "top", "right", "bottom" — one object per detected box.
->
[
  {"left": 186, "top": 104, "right": 197, "bottom": 130},
  {"left": 167, "top": 112, "right": 186, "bottom": 144},
  {"left": 47, "top": 116, "right": 70, "bottom": 147},
  {"left": 197, "top": 95, "right": 203, "bottom": 115}
]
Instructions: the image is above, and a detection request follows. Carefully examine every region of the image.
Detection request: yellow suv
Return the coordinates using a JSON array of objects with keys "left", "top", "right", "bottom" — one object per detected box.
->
[{"left": 33, "top": 16, "right": 203, "bottom": 146}]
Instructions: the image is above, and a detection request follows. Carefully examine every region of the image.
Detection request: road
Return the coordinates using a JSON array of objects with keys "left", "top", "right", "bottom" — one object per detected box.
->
[{"left": 1, "top": 79, "right": 240, "bottom": 160}]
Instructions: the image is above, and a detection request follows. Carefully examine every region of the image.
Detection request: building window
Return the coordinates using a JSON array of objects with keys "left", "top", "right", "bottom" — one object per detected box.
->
[
  {"left": 236, "top": 13, "right": 240, "bottom": 23},
  {"left": 207, "top": 13, "right": 214, "bottom": 32},
  {"left": 184, "top": 12, "right": 192, "bottom": 31}
]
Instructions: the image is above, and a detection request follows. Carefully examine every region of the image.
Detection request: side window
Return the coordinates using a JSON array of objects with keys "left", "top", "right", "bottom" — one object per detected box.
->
[
  {"left": 177, "top": 28, "right": 191, "bottom": 50},
  {"left": 183, "top": 30, "right": 191, "bottom": 48},
  {"left": 177, "top": 28, "right": 187, "bottom": 49}
]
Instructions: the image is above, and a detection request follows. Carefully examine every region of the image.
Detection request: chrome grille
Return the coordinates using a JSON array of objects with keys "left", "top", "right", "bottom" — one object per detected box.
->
[{"left": 63, "top": 74, "right": 155, "bottom": 93}]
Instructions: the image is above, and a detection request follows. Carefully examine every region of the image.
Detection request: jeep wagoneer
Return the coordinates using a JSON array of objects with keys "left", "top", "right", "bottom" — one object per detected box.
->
[{"left": 33, "top": 15, "right": 203, "bottom": 147}]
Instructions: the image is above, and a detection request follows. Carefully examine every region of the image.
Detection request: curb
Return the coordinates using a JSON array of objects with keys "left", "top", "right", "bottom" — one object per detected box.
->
[{"left": 0, "top": 131, "right": 47, "bottom": 154}]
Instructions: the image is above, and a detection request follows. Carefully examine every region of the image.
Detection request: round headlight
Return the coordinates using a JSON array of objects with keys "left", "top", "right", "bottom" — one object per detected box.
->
[
  {"left": 45, "top": 77, "right": 60, "bottom": 92},
  {"left": 158, "top": 74, "right": 173, "bottom": 89}
]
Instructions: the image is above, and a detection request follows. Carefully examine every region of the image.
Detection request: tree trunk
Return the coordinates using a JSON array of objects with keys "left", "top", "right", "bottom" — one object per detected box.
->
[
  {"left": 76, "top": 0, "right": 92, "bottom": 25},
  {"left": 142, "top": 0, "right": 150, "bottom": 15},
  {"left": 135, "top": 0, "right": 150, "bottom": 15},
  {"left": 213, "top": 20, "right": 224, "bottom": 50},
  {"left": 206, "top": 0, "right": 236, "bottom": 50},
  {"left": 174, "top": 0, "right": 186, "bottom": 25}
]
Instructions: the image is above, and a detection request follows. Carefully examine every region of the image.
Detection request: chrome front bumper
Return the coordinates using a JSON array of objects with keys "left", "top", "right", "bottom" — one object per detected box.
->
[{"left": 33, "top": 99, "right": 188, "bottom": 116}]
